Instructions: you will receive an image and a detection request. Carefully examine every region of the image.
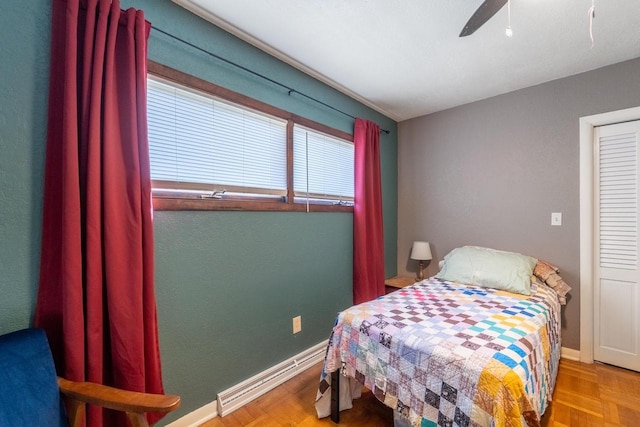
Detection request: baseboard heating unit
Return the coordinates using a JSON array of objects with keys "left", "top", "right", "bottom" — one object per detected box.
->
[{"left": 217, "top": 340, "right": 327, "bottom": 417}]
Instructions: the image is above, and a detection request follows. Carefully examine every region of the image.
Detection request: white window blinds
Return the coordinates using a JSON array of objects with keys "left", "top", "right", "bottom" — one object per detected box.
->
[
  {"left": 147, "top": 77, "right": 287, "bottom": 195},
  {"left": 293, "top": 125, "right": 354, "bottom": 202}
]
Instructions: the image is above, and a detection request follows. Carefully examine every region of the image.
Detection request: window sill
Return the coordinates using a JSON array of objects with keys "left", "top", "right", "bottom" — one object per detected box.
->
[{"left": 152, "top": 197, "right": 353, "bottom": 213}]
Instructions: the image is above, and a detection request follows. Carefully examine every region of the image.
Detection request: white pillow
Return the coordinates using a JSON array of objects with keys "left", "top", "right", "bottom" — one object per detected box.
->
[{"left": 435, "top": 246, "right": 537, "bottom": 295}]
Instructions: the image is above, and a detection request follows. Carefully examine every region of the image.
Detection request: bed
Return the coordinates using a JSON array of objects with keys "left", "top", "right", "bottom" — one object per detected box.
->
[{"left": 315, "top": 246, "right": 569, "bottom": 427}]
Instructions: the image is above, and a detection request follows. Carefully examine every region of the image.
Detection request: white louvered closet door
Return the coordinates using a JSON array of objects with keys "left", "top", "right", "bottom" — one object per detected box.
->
[{"left": 594, "top": 121, "right": 640, "bottom": 372}]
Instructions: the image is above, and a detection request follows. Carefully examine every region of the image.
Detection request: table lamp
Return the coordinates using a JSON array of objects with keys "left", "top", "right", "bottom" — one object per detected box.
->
[{"left": 410, "top": 241, "right": 432, "bottom": 281}]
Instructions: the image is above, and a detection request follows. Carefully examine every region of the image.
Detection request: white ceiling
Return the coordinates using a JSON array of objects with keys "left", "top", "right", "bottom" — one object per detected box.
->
[{"left": 173, "top": 0, "right": 640, "bottom": 122}]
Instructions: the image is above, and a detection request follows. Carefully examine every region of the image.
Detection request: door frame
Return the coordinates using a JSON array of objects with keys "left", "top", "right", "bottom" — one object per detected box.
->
[{"left": 579, "top": 106, "right": 640, "bottom": 363}]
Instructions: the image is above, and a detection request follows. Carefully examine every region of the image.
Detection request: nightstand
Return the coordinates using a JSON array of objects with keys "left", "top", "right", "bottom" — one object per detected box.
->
[{"left": 384, "top": 275, "right": 415, "bottom": 294}]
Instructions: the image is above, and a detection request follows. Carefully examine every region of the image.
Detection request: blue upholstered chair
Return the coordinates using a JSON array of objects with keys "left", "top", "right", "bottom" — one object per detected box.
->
[{"left": 0, "top": 328, "right": 180, "bottom": 427}]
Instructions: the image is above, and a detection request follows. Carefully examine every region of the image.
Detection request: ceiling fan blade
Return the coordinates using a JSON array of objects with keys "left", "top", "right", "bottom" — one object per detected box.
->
[{"left": 459, "top": 0, "right": 509, "bottom": 37}]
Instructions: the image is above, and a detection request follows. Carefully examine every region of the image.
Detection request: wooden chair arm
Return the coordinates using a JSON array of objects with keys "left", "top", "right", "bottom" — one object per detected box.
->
[{"left": 58, "top": 377, "right": 180, "bottom": 427}]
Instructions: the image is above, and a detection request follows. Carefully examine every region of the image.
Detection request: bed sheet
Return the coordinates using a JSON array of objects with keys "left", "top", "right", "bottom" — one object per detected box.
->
[{"left": 315, "top": 277, "right": 561, "bottom": 427}]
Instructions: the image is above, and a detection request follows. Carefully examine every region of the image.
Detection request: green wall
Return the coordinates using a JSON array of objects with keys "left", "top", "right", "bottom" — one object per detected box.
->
[
  {"left": 0, "top": 0, "right": 397, "bottom": 423},
  {"left": 0, "top": 1, "right": 50, "bottom": 334}
]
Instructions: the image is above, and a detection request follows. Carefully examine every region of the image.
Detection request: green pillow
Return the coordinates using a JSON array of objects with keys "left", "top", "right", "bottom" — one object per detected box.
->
[{"left": 436, "top": 246, "right": 537, "bottom": 295}]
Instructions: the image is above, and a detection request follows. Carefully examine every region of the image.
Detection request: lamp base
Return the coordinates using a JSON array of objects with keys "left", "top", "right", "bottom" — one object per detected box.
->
[{"left": 415, "top": 260, "right": 425, "bottom": 282}]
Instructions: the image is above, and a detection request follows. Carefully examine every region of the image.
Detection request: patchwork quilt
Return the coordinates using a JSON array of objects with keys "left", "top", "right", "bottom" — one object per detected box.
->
[{"left": 315, "top": 278, "right": 561, "bottom": 427}]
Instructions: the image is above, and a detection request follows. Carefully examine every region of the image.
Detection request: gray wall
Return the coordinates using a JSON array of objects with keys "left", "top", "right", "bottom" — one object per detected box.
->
[{"left": 398, "top": 57, "right": 640, "bottom": 350}]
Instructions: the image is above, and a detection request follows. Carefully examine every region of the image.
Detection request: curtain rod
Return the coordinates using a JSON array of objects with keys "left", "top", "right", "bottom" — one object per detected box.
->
[{"left": 152, "top": 26, "right": 391, "bottom": 135}]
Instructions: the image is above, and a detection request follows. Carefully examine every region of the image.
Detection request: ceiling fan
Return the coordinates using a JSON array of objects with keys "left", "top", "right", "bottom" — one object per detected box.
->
[{"left": 459, "top": 0, "right": 508, "bottom": 37}]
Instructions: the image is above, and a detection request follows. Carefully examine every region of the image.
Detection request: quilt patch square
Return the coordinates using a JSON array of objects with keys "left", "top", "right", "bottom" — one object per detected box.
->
[
  {"left": 454, "top": 407, "right": 471, "bottom": 427},
  {"left": 441, "top": 382, "right": 458, "bottom": 405},
  {"left": 424, "top": 388, "right": 440, "bottom": 408},
  {"left": 438, "top": 411, "right": 453, "bottom": 427}
]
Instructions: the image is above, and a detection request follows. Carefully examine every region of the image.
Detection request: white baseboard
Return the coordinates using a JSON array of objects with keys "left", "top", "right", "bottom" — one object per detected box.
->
[
  {"left": 561, "top": 346, "right": 580, "bottom": 361},
  {"left": 166, "top": 340, "right": 327, "bottom": 426},
  {"left": 165, "top": 401, "right": 218, "bottom": 427},
  {"left": 217, "top": 340, "right": 327, "bottom": 416}
]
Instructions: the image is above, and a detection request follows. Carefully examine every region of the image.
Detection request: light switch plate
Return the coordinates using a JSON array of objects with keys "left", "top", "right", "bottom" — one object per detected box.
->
[
  {"left": 292, "top": 316, "right": 302, "bottom": 334},
  {"left": 551, "top": 212, "right": 562, "bottom": 226}
]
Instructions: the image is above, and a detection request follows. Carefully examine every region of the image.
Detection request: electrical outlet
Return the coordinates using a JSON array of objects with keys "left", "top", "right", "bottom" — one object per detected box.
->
[{"left": 292, "top": 316, "right": 302, "bottom": 334}]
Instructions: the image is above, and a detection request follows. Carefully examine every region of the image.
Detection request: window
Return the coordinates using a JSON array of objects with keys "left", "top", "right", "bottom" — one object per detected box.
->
[
  {"left": 148, "top": 77, "right": 288, "bottom": 199},
  {"left": 293, "top": 125, "right": 354, "bottom": 205},
  {"left": 147, "top": 61, "right": 353, "bottom": 212}
]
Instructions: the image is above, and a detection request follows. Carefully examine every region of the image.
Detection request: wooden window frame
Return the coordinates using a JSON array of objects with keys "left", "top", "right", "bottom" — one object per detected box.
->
[{"left": 147, "top": 61, "right": 353, "bottom": 213}]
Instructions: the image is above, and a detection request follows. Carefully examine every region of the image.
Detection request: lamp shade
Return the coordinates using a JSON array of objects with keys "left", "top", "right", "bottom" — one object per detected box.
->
[{"left": 410, "top": 241, "right": 432, "bottom": 261}]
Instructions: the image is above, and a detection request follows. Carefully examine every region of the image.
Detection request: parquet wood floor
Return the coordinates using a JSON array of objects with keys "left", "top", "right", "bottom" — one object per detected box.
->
[{"left": 200, "top": 358, "right": 640, "bottom": 427}]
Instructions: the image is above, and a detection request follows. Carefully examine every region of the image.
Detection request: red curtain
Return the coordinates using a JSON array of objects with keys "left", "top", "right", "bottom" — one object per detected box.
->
[
  {"left": 353, "top": 119, "right": 385, "bottom": 304},
  {"left": 35, "top": 0, "right": 164, "bottom": 425}
]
